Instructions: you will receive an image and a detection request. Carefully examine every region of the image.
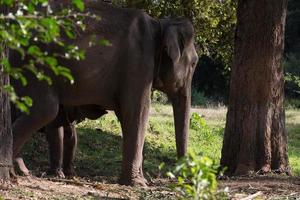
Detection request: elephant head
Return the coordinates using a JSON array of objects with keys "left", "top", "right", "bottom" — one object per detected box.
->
[{"left": 154, "top": 18, "right": 198, "bottom": 158}]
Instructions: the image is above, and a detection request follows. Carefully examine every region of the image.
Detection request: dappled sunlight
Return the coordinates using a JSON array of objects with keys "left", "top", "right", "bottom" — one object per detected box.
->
[
  {"left": 14, "top": 105, "right": 300, "bottom": 199},
  {"left": 21, "top": 106, "right": 300, "bottom": 179}
]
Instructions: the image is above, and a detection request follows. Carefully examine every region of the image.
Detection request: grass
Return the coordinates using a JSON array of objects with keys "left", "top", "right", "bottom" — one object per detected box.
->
[
  {"left": 22, "top": 104, "right": 300, "bottom": 180},
  {"left": 286, "top": 109, "right": 300, "bottom": 176}
]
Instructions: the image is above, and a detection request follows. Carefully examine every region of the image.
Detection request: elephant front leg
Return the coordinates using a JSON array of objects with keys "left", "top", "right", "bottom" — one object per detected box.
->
[
  {"left": 118, "top": 91, "right": 150, "bottom": 187},
  {"left": 45, "top": 126, "right": 65, "bottom": 178}
]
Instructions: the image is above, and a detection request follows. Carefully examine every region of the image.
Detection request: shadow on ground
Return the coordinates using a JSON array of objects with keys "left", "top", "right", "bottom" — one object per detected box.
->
[{"left": 21, "top": 127, "right": 177, "bottom": 183}]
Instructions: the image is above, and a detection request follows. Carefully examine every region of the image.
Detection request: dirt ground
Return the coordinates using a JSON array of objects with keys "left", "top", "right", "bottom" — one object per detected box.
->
[
  {"left": 1, "top": 175, "right": 300, "bottom": 199},
  {"left": 219, "top": 175, "right": 300, "bottom": 199}
]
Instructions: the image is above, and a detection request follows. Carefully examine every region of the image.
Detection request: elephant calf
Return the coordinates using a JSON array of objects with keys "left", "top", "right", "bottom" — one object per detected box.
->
[{"left": 13, "top": 105, "right": 107, "bottom": 178}]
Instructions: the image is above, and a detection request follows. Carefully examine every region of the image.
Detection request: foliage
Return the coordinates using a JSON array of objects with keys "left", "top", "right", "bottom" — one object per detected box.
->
[
  {"left": 167, "top": 151, "right": 221, "bottom": 200},
  {"left": 284, "top": 0, "right": 300, "bottom": 101},
  {"left": 284, "top": 53, "right": 300, "bottom": 99},
  {"left": 190, "top": 112, "right": 208, "bottom": 131},
  {"left": 151, "top": 90, "right": 168, "bottom": 104},
  {"left": 191, "top": 89, "right": 209, "bottom": 106},
  {"left": 285, "top": 98, "right": 300, "bottom": 109},
  {"left": 0, "top": 0, "right": 92, "bottom": 112},
  {"left": 189, "top": 112, "right": 224, "bottom": 160},
  {"left": 285, "top": 0, "right": 300, "bottom": 55},
  {"left": 192, "top": 56, "right": 230, "bottom": 104}
]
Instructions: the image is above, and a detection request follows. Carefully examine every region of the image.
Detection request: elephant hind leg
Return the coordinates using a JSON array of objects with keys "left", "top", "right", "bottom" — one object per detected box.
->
[
  {"left": 63, "top": 122, "right": 77, "bottom": 177},
  {"left": 13, "top": 95, "right": 60, "bottom": 175}
]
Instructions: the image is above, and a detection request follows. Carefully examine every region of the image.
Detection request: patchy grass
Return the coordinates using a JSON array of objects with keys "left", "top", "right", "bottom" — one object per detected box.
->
[
  {"left": 74, "top": 104, "right": 226, "bottom": 179},
  {"left": 21, "top": 104, "right": 300, "bottom": 178},
  {"left": 286, "top": 109, "right": 300, "bottom": 176},
  {"left": 15, "top": 104, "right": 300, "bottom": 199},
  {"left": 20, "top": 104, "right": 225, "bottom": 180}
]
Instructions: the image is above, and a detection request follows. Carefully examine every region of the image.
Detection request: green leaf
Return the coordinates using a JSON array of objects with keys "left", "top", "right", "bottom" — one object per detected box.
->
[
  {"left": 15, "top": 102, "right": 29, "bottom": 114},
  {"left": 21, "top": 96, "right": 33, "bottom": 107},
  {"left": 2, "top": 0, "right": 13, "bottom": 6},
  {"left": 1, "top": 58, "right": 11, "bottom": 72},
  {"left": 99, "top": 39, "right": 112, "bottom": 47},
  {"left": 72, "top": 0, "right": 85, "bottom": 12},
  {"left": 28, "top": 45, "right": 43, "bottom": 57},
  {"left": 45, "top": 56, "right": 58, "bottom": 67}
]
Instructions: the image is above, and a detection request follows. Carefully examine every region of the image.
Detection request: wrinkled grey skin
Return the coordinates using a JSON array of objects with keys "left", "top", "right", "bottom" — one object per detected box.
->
[
  {"left": 45, "top": 105, "right": 107, "bottom": 178},
  {"left": 10, "top": 2, "right": 198, "bottom": 186},
  {"left": 12, "top": 105, "right": 107, "bottom": 178}
]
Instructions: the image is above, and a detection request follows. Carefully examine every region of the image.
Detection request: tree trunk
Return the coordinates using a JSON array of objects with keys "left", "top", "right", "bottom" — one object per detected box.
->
[
  {"left": 0, "top": 4, "right": 13, "bottom": 183},
  {"left": 221, "top": 0, "right": 289, "bottom": 175},
  {"left": 0, "top": 47, "right": 12, "bottom": 182}
]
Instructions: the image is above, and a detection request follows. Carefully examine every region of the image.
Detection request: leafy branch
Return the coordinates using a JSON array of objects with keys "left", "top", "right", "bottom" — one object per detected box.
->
[{"left": 0, "top": 0, "right": 97, "bottom": 113}]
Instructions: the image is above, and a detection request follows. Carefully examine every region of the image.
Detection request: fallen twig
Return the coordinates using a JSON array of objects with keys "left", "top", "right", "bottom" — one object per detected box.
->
[{"left": 240, "top": 191, "right": 263, "bottom": 200}]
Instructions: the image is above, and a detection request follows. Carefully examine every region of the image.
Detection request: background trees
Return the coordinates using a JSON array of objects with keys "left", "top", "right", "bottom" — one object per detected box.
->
[{"left": 284, "top": 0, "right": 300, "bottom": 105}]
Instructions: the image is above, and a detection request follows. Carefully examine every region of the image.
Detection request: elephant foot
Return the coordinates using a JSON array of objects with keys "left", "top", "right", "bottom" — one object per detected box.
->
[
  {"left": 14, "top": 157, "right": 30, "bottom": 176},
  {"left": 118, "top": 175, "right": 148, "bottom": 187},
  {"left": 47, "top": 168, "right": 65, "bottom": 178}
]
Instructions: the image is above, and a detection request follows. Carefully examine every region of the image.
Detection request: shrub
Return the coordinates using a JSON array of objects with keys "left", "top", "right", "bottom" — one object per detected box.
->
[
  {"left": 167, "top": 152, "right": 221, "bottom": 200},
  {"left": 151, "top": 90, "right": 168, "bottom": 104},
  {"left": 285, "top": 98, "right": 300, "bottom": 109},
  {"left": 190, "top": 113, "right": 208, "bottom": 131}
]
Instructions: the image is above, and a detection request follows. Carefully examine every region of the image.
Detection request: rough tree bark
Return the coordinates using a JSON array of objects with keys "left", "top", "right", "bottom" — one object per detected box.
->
[
  {"left": 0, "top": 5, "right": 13, "bottom": 184},
  {"left": 0, "top": 48, "right": 12, "bottom": 182},
  {"left": 221, "top": 0, "right": 289, "bottom": 175}
]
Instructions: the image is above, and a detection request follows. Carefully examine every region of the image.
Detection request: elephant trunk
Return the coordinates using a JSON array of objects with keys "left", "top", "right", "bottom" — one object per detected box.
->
[{"left": 171, "top": 86, "right": 191, "bottom": 158}]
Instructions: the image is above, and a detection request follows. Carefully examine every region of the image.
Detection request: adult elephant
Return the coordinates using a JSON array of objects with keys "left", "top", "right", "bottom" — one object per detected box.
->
[
  {"left": 11, "top": 1, "right": 198, "bottom": 186},
  {"left": 12, "top": 104, "right": 107, "bottom": 178}
]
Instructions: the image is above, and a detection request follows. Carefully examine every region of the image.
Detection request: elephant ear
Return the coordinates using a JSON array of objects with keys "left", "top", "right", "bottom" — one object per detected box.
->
[{"left": 164, "top": 26, "right": 182, "bottom": 64}]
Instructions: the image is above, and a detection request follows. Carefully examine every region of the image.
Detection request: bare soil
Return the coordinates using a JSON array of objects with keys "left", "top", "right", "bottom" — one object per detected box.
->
[
  {"left": 1, "top": 175, "right": 300, "bottom": 199},
  {"left": 219, "top": 175, "right": 300, "bottom": 199}
]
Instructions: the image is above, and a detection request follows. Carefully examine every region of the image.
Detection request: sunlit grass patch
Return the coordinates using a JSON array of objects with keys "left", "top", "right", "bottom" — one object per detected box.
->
[
  {"left": 286, "top": 109, "right": 300, "bottom": 176},
  {"left": 21, "top": 104, "right": 300, "bottom": 179}
]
